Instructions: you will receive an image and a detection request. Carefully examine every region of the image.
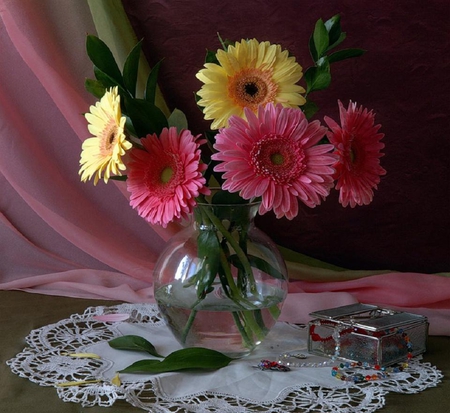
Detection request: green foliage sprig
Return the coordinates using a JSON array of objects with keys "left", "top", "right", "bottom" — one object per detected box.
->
[
  {"left": 85, "top": 35, "right": 169, "bottom": 138},
  {"left": 109, "top": 335, "right": 234, "bottom": 373},
  {"left": 303, "top": 14, "right": 366, "bottom": 118}
]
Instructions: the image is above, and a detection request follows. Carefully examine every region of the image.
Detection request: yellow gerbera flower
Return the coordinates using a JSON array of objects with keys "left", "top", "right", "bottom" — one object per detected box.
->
[
  {"left": 79, "top": 87, "right": 131, "bottom": 185},
  {"left": 196, "top": 39, "right": 306, "bottom": 129}
]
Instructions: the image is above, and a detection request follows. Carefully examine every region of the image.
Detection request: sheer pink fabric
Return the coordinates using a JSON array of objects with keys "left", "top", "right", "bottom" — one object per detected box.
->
[
  {"left": 0, "top": 0, "right": 448, "bottom": 335},
  {"left": 0, "top": 0, "right": 161, "bottom": 302}
]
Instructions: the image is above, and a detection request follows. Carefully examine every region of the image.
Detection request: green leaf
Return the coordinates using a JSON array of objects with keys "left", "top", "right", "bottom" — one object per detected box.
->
[
  {"left": 84, "top": 78, "right": 106, "bottom": 99},
  {"left": 144, "top": 60, "right": 162, "bottom": 104},
  {"left": 304, "top": 63, "right": 331, "bottom": 94},
  {"left": 313, "top": 19, "right": 329, "bottom": 60},
  {"left": 316, "top": 56, "right": 329, "bottom": 69},
  {"left": 301, "top": 100, "right": 319, "bottom": 119},
  {"left": 93, "top": 67, "right": 129, "bottom": 97},
  {"left": 324, "top": 14, "right": 342, "bottom": 46},
  {"left": 120, "top": 347, "right": 233, "bottom": 373},
  {"left": 119, "top": 359, "right": 161, "bottom": 373},
  {"left": 168, "top": 108, "right": 188, "bottom": 131},
  {"left": 230, "top": 254, "right": 286, "bottom": 280},
  {"left": 123, "top": 40, "right": 142, "bottom": 97},
  {"left": 211, "top": 190, "right": 247, "bottom": 205},
  {"left": 205, "top": 49, "right": 219, "bottom": 65},
  {"left": 93, "top": 68, "right": 131, "bottom": 114},
  {"left": 86, "top": 35, "right": 123, "bottom": 86},
  {"left": 108, "top": 335, "right": 163, "bottom": 357},
  {"left": 109, "top": 175, "right": 128, "bottom": 181},
  {"left": 124, "top": 98, "right": 168, "bottom": 137},
  {"left": 204, "top": 129, "right": 218, "bottom": 147},
  {"left": 93, "top": 66, "right": 119, "bottom": 89},
  {"left": 328, "top": 48, "right": 366, "bottom": 64},
  {"left": 124, "top": 116, "right": 137, "bottom": 137},
  {"left": 195, "top": 92, "right": 202, "bottom": 106},
  {"left": 327, "top": 32, "right": 346, "bottom": 52},
  {"left": 308, "top": 34, "right": 318, "bottom": 63}
]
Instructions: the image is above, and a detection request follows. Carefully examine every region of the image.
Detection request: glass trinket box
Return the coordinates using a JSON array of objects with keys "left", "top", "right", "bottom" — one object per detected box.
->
[{"left": 307, "top": 303, "right": 429, "bottom": 367}]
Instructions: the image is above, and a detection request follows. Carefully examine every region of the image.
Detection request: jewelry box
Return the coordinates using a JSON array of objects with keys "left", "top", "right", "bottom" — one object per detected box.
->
[{"left": 307, "top": 303, "right": 429, "bottom": 367}]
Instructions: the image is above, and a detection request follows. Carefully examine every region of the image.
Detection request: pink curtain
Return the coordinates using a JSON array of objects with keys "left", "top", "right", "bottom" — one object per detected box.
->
[
  {"left": 0, "top": 0, "right": 160, "bottom": 301},
  {"left": 1, "top": 0, "right": 449, "bottom": 335}
]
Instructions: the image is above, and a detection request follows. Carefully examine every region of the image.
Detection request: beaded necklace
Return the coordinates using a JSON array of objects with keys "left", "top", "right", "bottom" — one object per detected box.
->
[{"left": 331, "top": 360, "right": 409, "bottom": 383}]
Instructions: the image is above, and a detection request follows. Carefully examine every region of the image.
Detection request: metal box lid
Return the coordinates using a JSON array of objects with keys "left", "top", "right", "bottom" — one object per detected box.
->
[
  {"left": 352, "top": 312, "right": 427, "bottom": 331},
  {"left": 309, "top": 303, "right": 378, "bottom": 319},
  {"left": 309, "top": 303, "right": 427, "bottom": 332}
]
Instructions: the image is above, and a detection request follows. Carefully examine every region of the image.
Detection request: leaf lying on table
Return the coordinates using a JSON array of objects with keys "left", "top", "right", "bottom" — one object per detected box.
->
[
  {"left": 108, "top": 335, "right": 163, "bottom": 358},
  {"left": 120, "top": 347, "right": 234, "bottom": 374}
]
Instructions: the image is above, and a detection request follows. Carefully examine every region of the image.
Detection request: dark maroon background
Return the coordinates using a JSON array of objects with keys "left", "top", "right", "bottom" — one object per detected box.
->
[{"left": 121, "top": 0, "right": 450, "bottom": 273}]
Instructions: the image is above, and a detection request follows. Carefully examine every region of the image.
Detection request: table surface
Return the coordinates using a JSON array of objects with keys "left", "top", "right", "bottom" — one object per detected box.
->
[{"left": 1, "top": 290, "right": 448, "bottom": 413}]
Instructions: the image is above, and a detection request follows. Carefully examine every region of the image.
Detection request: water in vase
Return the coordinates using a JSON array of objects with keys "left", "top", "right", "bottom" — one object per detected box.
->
[{"left": 155, "top": 281, "right": 286, "bottom": 357}]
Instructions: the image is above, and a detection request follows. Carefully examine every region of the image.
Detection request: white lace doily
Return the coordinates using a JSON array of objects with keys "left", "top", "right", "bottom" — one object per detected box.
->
[{"left": 7, "top": 303, "right": 443, "bottom": 412}]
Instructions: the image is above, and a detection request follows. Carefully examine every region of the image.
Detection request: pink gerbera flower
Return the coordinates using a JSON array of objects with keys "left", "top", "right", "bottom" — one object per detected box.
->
[
  {"left": 212, "top": 103, "right": 336, "bottom": 219},
  {"left": 324, "top": 101, "right": 386, "bottom": 207},
  {"left": 126, "top": 127, "right": 209, "bottom": 227}
]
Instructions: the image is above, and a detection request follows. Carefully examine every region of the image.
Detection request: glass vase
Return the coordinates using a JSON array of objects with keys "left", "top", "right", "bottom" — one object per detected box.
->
[{"left": 153, "top": 200, "right": 289, "bottom": 358}]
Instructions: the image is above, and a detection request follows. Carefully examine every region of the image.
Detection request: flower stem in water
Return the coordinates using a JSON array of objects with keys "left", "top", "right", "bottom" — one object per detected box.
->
[
  {"left": 181, "top": 308, "right": 198, "bottom": 344},
  {"left": 202, "top": 206, "right": 257, "bottom": 293},
  {"left": 232, "top": 311, "right": 254, "bottom": 349}
]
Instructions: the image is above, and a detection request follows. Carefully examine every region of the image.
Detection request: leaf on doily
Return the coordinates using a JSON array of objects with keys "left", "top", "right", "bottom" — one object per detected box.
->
[
  {"left": 120, "top": 347, "right": 234, "bottom": 374},
  {"left": 108, "top": 335, "right": 163, "bottom": 358}
]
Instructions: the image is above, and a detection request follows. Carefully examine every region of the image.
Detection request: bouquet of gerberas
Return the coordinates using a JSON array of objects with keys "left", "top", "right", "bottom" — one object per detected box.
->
[{"left": 79, "top": 15, "right": 386, "bottom": 355}]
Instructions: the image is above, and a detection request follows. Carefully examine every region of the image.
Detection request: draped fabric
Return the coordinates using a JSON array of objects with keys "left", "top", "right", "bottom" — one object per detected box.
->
[
  {"left": 0, "top": 0, "right": 160, "bottom": 301},
  {"left": 0, "top": 0, "right": 449, "bottom": 335}
]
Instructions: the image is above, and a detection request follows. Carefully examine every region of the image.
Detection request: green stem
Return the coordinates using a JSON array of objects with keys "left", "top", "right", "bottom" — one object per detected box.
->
[
  {"left": 191, "top": 200, "right": 267, "bottom": 349},
  {"left": 181, "top": 291, "right": 208, "bottom": 344},
  {"left": 219, "top": 248, "right": 258, "bottom": 309},
  {"left": 253, "top": 309, "right": 270, "bottom": 336},
  {"left": 181, "top": 308, "right": 198, "bottom": 344},
  {"left": 219, "top": 248, "right": 240, "bottom": 297},
  {"left": 268, "top": 304, "right": 281, "bottom": 320},
  {"left": 242, "top": 310, "right": 266, "bottom": 341},
  {"left": 232, "top": 312, "right": 254, "bottom": 349},
  {"left": 201, "top": 206, "right": 257, "bottom": 293},
  {"left": 197, "top": 203, "right": 212, "bottom": 227},
  {"left": 237, "top": 222, "right": 249, "bottom": 292}
]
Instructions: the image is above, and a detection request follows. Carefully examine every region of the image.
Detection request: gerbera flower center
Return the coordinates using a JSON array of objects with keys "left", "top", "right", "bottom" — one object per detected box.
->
[
  {"left": 228, "top": 68, "right": 278, "bottom": 111},
  {"left": 99, "top": 118, "right": 119, "bottom": 156},
  {"left": 270, "top": 153, "right": 285, "bottom": 165},
  {"left": 250, "top": 134, "right": 306, "bottom": 184},
  {"left": 245, "top": 82, "right": 259, "bottom": 97},
  {"left": 145, "top": 152, "right": 184, "bottom": 196},
  {"left": 341, "top": 134, "right": 365, "bottom": 173},
  {"left": 160, "top": 167, "right": 174, "bottom": 183}
]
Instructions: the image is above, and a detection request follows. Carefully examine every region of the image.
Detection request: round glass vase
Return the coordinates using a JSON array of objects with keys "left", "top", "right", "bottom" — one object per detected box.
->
[{"left": 153, "top": 201, "right": 289, "bottom": 358}]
